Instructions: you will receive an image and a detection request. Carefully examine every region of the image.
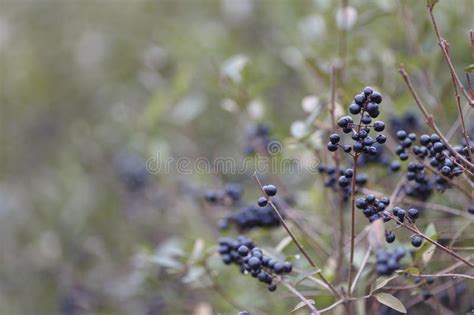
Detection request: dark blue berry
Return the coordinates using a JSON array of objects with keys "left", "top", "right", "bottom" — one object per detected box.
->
[
  {"left": 327, "top": 142, "right": 338, "bottom": 152},
  {"left": 397, "top": 130, "right": 407, "bottom": 140},
  {"left": 370, "top": 91, "right": 382, "bottom": 104},
  {"left": 263, "top": 185, "right": 277, "bottom": 196},
  {"left": 407, "top": 208, "right": 419, "bottom": 219},
  {"left": 257, "top": 197, "right": 268, "bottom": 207},
  {"left": 385, "top": 231, "right": 396, "bottom": 243},
  {"left": 373, "top": 121, "right": 385, "bottom": 132},
  {"left": 411, "top": 235, "right": 423, "bottom": 247},
  {"left": 349, "top": 103, "right": 361, "bottom": 114},
  {"left": 354, "top": 94, "right": 366, "bottom": 105},
  {"left": 329, "top": 133, "right": 341, "bottom": 144},
  {"left": 338, "top": 176, "right": 350, "bottom": 187}
]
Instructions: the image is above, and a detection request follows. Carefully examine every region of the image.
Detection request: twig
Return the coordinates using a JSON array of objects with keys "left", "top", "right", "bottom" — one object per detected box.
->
[
  {"left": 320, "top": 299, "right": 344, "bottom": 313},
  {"left": 416, "top": 273, "right": 474, "bottom": 280},
  {"left": 427, "top": 4, "right": 474, "bottom": 106},
  {"left": 253, "top": 172, "right": 341, "bottom": 298},
  {"left": 350, "top": 244, "right": 372, "bottom": 294},
  {"left": 329, "top": 66, "right": 345, "bottom": 279},
  {"left": 281, "top": 280, "right": 320, "bottom": 315},
  {"left": 388, "top": 214, "right": 474, "bottom": 268},
  {"left": 362, "top": 188, "right": 474, "bottom": 220},
  {"left": 399, "top": 65, "right": 474, "bottom": 172}
]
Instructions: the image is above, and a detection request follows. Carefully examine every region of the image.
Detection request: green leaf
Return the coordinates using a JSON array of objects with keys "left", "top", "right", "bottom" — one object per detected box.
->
[
  {"left": 291, "top": 299, "right": 315, "bottom": 313},
  {"left": 401, "top": 267, "right": 420, "bottom": 276},
  {"left": 293, "top": 267, "right": 322, "bottom": 285},
  {"left": 464, "top": 64, "right": 474, "bottom": 73},
  {"left": 188, "top": 238, "right": 204, "bottom": 264},
  {"left": 424, "top": 223, "right": 437, "bottom": 239},
  {"left": 375, "top": 293, "right": 407, "bottom": 313},
  {"left": 372, "top": 275, "right": 399, "bottom": 292},
  {"left": 427, "top": 0, "right": 439, "bottom": 7},
  {"left": 422, "top": 244, "right": 436, "bottom": 265},
  {"left": 415, "top": 223, "right": 438, "bottom": 264}
]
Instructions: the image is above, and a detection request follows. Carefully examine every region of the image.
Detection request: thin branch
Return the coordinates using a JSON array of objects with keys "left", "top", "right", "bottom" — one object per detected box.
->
[
  {"left": 350, "top": 244, "right": 372, "bottom": 294},
  {"left": 281, "top": 280, "right": 320, "bottom": 315},
  {"left": 329, "top": 66, "right": 345, "bottom": 279},
  {"left": 416, "top": 273, "right": 474, "bottom": 280},
  {"left": 388, "top": 214, "right": 474, "bottom": 268},
  {"left": 427, "top": 5, "right": 474, "bottom": 106},
  {"left": 399, "top": 65, "right": 474, "bottom": 171},
  {"left": 320, "top": 299, "right": 345, "bottom": 313},
  {"left": 362, "top": 188, "right": 474, "bottom": 220},
  {"left": 253, "top": 172, "right": 341, "bottom": 298}
]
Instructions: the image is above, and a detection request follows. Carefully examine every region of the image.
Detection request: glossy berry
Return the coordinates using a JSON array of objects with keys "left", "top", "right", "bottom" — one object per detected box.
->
[
  {"left": 238, "top": 245, "right": 249, "bottom": 256},
  {"left": 349, "top": 103, "right": 361, "bottom": 114},
  {"left": 411, "top": 235, "right": 423, "bottom": 248},
  {"left": 385, "top": 231, "right": 396, "bottom": 243},
  {"left": 329, "top": 134, "right": 340, "bottom": 144},
  {"left": 361, "top": 114, "right": 372, "bottom": 125},
  {"left": 370, "top": 91, "right": 382, "bottom": 104},
  {"left": 376, "top": 134, "right": 386, "bottom": 144},
  {"left": 407, "top": 208, "right": 419, "bottom": 220},
  {"left": 373, "top": 121, "right": 385, "bottom": 132},
  {"left": 268, "top": 284, "right": 277, "bottom": 291},
  {"left": 337, "top": 116, "right": 353, "bottom": 128},
  {"left": 343, "top": 144, "right": 352, "bottom": 153},
  {"left": 396, "top": 130, "right": 407, "bottom": 140},
  {"left": 363, "top": 86, "right": 373, "bottom": 95},
  {"left": 420, "top": 134, "right": 430, "bottom": 145},
  {"left": 263, "top": 185, "right": 277, "bottom": 196},
  {"left": 338, "top": 176, "right": 350, "bottom": 187},
  {"left": 257, "top": 197, "right": 268, "bottom": 207},
  {"left": 327, "top": 142, "right": 338, "bottom": 152}
]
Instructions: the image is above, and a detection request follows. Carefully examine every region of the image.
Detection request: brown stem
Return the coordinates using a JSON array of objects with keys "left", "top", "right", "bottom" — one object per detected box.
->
[
  {"left": 427, "top": 5, "right": 474, "bottom": 106},
  {"left": 347, "top": 154, "right": 359, "bottom": 292},
  {"left": 329, "top": 66, "right": 345, "bottom": 279},
  {"left": 399, "top": 65, "right": 474, "bottom": 172},
  {"left": 388, "top": 214, "right": 474, "bottom": 268},
  {"left": 281, "top": 280, "right": 320, "bottom": 315},
  {"left": 253, "top": 173, "right": 342, "bottom": 298}
]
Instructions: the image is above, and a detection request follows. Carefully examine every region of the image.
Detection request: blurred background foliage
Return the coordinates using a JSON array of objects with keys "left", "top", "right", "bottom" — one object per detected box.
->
[{"left": 0, "top": 0, "right": 472, "bottom": 314}]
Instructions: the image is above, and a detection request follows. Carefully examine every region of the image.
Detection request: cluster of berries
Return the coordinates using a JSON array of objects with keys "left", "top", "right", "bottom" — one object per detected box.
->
[
  {"left": 218, "top": 204, "right": 280, "bottom": 231},
  {"left": 327, "top": 87, "right": 387, "bottom": 157},
  {"left": 355, "top": 194, "right": 391, "bottom": 223},
  {"left": 218, "top": 236, "right": 293, "bottom": 292},
  {"left": 394, "top": 131, "right": 471, "bottom": 195},
  {"left": 243, "top": 123, "right": 273, "bottom": 155},
  {"left": 375, "top": 248, "right": 406, "bottom": 276},
  {"left": 318, "top": 164, "right": 368, "bottom": 201},
  {"left": 206, "top": 183, "right": 282, "bottom": 231},
  {"left": 205, "top": 183, "right": 243, "bottom": 206},
  {"left": 392, "top": 206, "right": 419, "bottom": 223}
]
